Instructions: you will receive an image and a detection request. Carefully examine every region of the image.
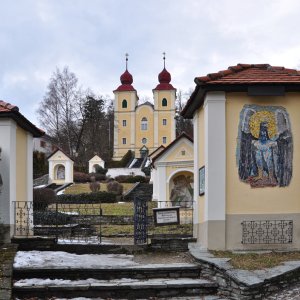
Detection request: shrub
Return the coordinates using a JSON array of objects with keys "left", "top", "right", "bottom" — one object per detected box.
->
[
  {"left": 33, "top": 188, "right": 56, "bottom": 210},
  {"left": 74, "top": 172, "right": 90, "bottom": 183},
  {"left": 107, "top": 180, "right": 124, "bottom": 195},
  {"left": 115, "top": 175, "right": 149, "bottom": 183},
  {"left": 89, "top": 176, "right": 100, "bottom": 193},
  {"left": 34, "top": 211, "right": 70, "bottom": 225},
  {"left": 95, "top": 165, "right": 108, "bottom": 175},
  {"left": 57, "top": 191, "right": 117, "bottom": 203},
  {"left": 88, "top": 173, "right": 106, "bottom": 181}
]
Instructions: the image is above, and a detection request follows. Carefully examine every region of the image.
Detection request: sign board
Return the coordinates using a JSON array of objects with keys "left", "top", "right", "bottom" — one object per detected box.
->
[{"left": 153, "top": 207, "right": 180, "bottom": 226}]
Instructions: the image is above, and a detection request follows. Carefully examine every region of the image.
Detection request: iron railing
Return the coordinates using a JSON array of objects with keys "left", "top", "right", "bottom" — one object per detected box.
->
[
  {"left": 13, "top": 199, "right": 194, "bottom": 245},
  {"left": 242, "top": 220, "right": 293, "bottom": 244}
]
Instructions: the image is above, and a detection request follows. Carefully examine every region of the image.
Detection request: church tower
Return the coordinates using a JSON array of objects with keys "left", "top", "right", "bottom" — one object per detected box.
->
[
  {"left": 113, "top": 54, "right": 138, "bottom": 160},
  {"left": 113, "top": 54, "right": 176, "bottom": 161},
  {"left": 153, "top": 53, "right": 176, "bottom": 149}
]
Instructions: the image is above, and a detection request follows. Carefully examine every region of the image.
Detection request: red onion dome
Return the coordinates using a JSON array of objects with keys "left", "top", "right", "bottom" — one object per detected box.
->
[
  {"left": 158, "top": 68, "right": 171, "bottom": 83},
  {"left": 120, "top": 70, "right": 133, "bottom": 85}
]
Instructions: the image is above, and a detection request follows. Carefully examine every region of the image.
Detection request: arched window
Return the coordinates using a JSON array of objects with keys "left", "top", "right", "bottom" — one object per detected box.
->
[
  {"left": 122, "top": 99, "right": 127, "bottom": 108},
  {"left": 162, "top": 98, "right": 167, "bottom": 107},
  {"left": 141, "top": 117, "right": 148, "bottom": 130}
]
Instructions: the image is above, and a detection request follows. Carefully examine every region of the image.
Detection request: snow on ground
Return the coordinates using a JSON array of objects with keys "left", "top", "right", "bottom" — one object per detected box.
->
[
  {"left": 14, "top": 277, "right": 207, "bottom": 287},
  {"left": 14, "top": 251, "right": 138, "bottom": 269}
]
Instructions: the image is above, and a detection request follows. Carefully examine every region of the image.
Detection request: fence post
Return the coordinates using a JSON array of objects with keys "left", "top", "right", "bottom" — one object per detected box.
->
[{"left": 55, "top": 202, "right": 58, "bottom": 243}]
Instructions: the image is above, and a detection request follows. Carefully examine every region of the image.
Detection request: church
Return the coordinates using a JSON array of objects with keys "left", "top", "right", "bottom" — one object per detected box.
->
[{"left": 113, "top": 55, "right": 176, "bottom": 160}]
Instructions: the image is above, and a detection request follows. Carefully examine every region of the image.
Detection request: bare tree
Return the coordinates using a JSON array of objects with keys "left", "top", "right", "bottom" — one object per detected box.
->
[
  {"left": 37, "top": 67, "right": 82, "bottom": 155},
  {"left": 175, "top": 90, "right": 193, "bottom": 137}
]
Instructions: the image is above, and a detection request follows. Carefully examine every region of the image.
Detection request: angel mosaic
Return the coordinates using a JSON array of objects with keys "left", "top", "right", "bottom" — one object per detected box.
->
[{"left": 237, "top": 104, "right": 293, "bottom": 188}]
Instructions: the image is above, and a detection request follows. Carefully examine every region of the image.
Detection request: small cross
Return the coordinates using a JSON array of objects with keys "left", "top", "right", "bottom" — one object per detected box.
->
[
  {"left": 163, "top": 52, "right": 166, "bottom": 68},
  {"left": 125, "top": 53, "right": 129, "bottom": 70}
]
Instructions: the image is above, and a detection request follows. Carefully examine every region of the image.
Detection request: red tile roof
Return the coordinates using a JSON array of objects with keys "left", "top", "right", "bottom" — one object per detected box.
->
[
  {"left": 196, "top": 64, "right": 300, "bottom": 85},
  {"left": 0, "top": 100, "right": 19, "bottom": 112},
  {"left": 182, "top": 64, "right": 300, "bottom": 118},
  {"left": 0, "top": 99, "right": 44, "bottom": 137}
]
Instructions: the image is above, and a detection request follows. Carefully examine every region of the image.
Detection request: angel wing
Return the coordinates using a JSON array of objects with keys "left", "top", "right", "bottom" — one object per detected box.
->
[
  {"left": 238, "top": 107, "right": 257, "bottom": 181},
  {"left": 275, "top": 110, "right": 293, "bottom": 186}
]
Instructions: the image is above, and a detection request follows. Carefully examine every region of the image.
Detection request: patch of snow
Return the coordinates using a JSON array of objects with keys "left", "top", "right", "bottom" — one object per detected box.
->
[
  {"left": 57, "top": 190, "right": 65, "bottom": 195},
  {"left": 128, "top": 158, "right": 137, "bottom": 168},
  {"left": 14, "top": 251, "right": 138, "bottom": 269},
  {"left": 107, "top": 168, "right": 144, "bottom": 178},
  {"left": 14, "top": 277, "right": 207, "bottom": 288},
  {"left": 34, "top": 184, "right": 47, "bottom": 189},
  {"left": 58, "top": 211, "right": 79, "bottom": 215},
  {"left": 57, "top": 237, "right": 112, "bottom": 245}
]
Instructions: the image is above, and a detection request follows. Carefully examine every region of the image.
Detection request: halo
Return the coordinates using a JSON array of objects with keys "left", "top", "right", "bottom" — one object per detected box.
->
[{"left": 249, "top": 110, "right": 277, "bottom": 139}]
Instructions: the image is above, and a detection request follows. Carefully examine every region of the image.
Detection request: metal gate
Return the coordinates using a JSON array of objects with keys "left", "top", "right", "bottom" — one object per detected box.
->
[
  {"left": 134, "top": 197, "right": 148, "bottom": 245},
  {"left": 13, "top": 201, "right": 102, "bottom": 244}
]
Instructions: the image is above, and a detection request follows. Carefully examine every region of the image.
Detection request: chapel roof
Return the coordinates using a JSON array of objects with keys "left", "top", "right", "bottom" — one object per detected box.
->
[
  {"left": 151, "top": 132, "right": 193, "bottom": 164},
  {"left": 0, "top": 100, "right": 44, "bottom": 137},
  {"left": 182, "top": 64, "right": 300, "bottom": 118}
]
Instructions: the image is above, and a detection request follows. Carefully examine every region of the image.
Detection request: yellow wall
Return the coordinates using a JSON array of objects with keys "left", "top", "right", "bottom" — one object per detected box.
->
[
  {"left": 116, "top": 91, "right": 135, "bottom": 112},
  {"left": 135, "top": 105, "right": 154, "bottom": 151},
  {"left": 197, "top": 109, "right": 205, "bottom": 223},
  {"left": 156, "top": 91, "right": 173, "bottom": 110},
  {"left": 16, "top": 126, "right": 27, "bottom": 202},
  {"left": 226, "top": 92, "right": 300, "bottom": 214}
]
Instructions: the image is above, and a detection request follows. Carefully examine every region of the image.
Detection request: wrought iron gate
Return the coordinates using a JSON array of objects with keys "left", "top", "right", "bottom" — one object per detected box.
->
[{"left": 134, "top": 197, "right": 148, "bottom": 244}]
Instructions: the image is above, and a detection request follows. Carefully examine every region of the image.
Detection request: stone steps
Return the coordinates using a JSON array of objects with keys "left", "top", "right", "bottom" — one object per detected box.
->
[
  {"left": 12, "top": 251, "right": 219, "bottom": 299},
  {"left": 13, "top": 277, "right": 218, "bottom": 299},
  {"left": 13, "top": 263, "right": 201, "bottom": 281}
]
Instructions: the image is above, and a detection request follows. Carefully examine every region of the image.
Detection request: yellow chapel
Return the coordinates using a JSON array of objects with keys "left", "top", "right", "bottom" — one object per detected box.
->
[{"left": 113, "top": 56, "right": 176, "bottom": 160}]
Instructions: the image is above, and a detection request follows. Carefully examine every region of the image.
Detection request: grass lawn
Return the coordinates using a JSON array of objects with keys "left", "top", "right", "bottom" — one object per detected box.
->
[
  {"left": 55, "top": 201, "right": 158, "bottom": 216},
  {"left": 211, "top": 250, "right": 300, "bottom": 270},
  {"left": 64, "top": 183, "right": 134, "bottom": 194}
]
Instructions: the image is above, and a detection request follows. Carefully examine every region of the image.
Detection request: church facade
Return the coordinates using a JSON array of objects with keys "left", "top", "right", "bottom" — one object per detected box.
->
[{"left": 113, "top": 59, "right": 176, "bottom": 160}]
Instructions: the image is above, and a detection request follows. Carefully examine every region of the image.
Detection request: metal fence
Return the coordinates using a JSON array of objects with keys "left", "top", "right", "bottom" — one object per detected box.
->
[{"left": 13, "top": 199, "right": 194, "bottom": 245}]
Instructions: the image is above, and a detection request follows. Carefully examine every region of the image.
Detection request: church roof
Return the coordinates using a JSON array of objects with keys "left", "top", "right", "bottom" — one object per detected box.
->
[
  {"left": 114, "top": 69, "right": 136, "bottom": 92},
  {"left": 151, "top": 132, "right": 193, "bottom": 164},
  {"left": 47, "top": 148, "right": 74, "bottom": 161},
  {"left": 182, "top": 63, "right": 300, "bottom": 118},
  {"left": 153, "top": 67, "right": 176, "bottom": 91},
  {"left": 0, "top": 100, "right": 44, "bottom": 137}
]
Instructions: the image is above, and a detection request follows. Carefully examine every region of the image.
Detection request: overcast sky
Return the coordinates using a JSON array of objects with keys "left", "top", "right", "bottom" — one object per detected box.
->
[{"left": 1, "top": 0, "right": 300, "bottom": 127}]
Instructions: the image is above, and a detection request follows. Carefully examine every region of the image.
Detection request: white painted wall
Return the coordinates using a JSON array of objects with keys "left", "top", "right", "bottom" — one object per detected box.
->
[
  {"left": 107, "top": 168, "right": 145, "bottom": 178},
  {"left": 204, "top": 92, "right": 226, "bottom": 222},
  {"left": 0, "top": 119, "right": 16, "bottom": 227}
]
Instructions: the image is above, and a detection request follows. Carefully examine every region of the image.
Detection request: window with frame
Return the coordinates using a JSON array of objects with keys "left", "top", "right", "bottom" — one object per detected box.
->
[
  {"left": 142, "top": 138, "right": 147, "bottom": 144},
  {"left": 162, "top": 98, "right": 167, "bottom": 107},
  {"left": 122, "top": 138, "right": 127, "bottom": 144},
  {"left": 122, "top": 99, "right": 127, "bottom": 108},
  {"left": 141, "top": 117, "right": 148, "bottom": 130},
  {"left": 162, "top": 118, "right": 167, "bottom": 125},
  {"left": 40, "top": 140, "right": 46, "bottom": 148},
  {"left": 162, "top": 136, "right": 167, "bottom": 144},
  {"left": 122, "top": 120, "right": 127, "bottom": 127}
]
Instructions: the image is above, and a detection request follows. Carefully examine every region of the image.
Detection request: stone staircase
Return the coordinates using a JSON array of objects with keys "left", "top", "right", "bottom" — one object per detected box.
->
[
  {"left": 13, "top": 252, "right": 219, "bottom": 299},
  {"left": 124, "top": 183, "right": 153, "bottom": 201}
]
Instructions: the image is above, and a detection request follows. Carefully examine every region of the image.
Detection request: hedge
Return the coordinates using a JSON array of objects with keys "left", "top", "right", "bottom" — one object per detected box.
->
[
  {"left": 115, "top": 175, "right": 149, "bottom": 183},
  {"left": 56, "top": 191, "right": 118, "bottom": 204},
  {"left": 74, "top": 172, "right": 106, "bottom": 183}
]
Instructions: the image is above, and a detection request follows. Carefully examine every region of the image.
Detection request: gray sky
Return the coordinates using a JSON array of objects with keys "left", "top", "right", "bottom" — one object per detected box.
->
[{"left": 1, "top": 0, "right": 300, "bottom": 127}]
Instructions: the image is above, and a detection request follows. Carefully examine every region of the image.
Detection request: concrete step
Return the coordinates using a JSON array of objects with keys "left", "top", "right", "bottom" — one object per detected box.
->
[
  {"left": 14, "top": 263, "right": 201, "bottom": 281},
  {"left": 13, "top": 277, "right": 218, "bottom": 299}
]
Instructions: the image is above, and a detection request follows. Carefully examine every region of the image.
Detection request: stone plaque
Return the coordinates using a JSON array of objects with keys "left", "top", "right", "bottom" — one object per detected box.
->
[{"left": 153, "top": 207, "right": 180, "bottom": 226}]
